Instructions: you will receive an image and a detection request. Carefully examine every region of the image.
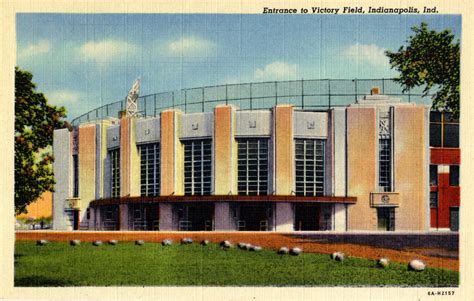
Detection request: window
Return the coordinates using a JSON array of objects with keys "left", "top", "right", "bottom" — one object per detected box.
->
[
  {"left": 379, "top": 139, "right": 392, "bottom": 192},
  {"left": 430, "top": 165, "right": 438, "bottom": 186},
  {"left": 110, "top": 149, "right": 120, "bottom": 198},
  {"left": 430, "top": 112, "right": 459, "bottom": 147},
  {"left": 449, "top": 165, "right": 459, "bottom": 186},
  {"left": 295, "top": 139, "right": 325, "bottom": 196},
  {"left": 237, "top": 138, "right": 269, "bottom": 195},
  {"left": 430, "top": 192, "right": 438, "bottom": 208},
  {"left": 139, "top": 143, "right": 160, "bottom": 196},
  {"left": 450, "top": 207, "right": 459, "bottom": 231},
  {"left": 184, "top": 139, "right": 212, "bottom": 195},
  {"left": 72, "top": 154, "right": 79, "bottom": 197}
]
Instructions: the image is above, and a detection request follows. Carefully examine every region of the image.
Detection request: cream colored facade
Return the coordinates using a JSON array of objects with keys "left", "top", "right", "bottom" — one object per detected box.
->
[{"left": 53, "top": 92, "right": 429, "bottom": 232}]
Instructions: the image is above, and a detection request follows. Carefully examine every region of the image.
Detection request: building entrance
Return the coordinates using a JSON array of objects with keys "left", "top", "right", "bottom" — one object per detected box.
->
[
  {"left": 294, "top": 204, "right": 320, "bottom": 231},
  {"left": 176, "top": 203, "right": 214, "bottom": 231},
  {"left": 377, "top": 207, "right": 395, "bottom": 231},
  {"left": 100, "top": 205, "right": 119, "bottom": 230},
  {"left": 237, "top": 204, "right": 272, "bottom": 231},
  {"left": 129, "top": 204, "right": 159, "bottom": 230}
]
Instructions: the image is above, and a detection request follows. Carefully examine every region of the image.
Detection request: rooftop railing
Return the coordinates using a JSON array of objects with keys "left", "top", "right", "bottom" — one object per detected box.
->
[{"left": 71, "top": 78, "right": 432, "bottom": 126}]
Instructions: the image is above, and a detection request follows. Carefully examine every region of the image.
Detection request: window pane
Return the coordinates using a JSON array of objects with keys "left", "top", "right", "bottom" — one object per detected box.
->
[
  {"left": 139, "top": 143, "right": 160, "bottom": 197},
  {"left": 73, "top": 154, "right": 79, "bottom": 197},
  {"left": 110, "top": 149, "right": 120, "bottom": 198},
  {"left": 444, "top": 124, "right": 459, "bottom": 147},
  {"left": 430, "top": 165, "right": 438, "bottom": 186},
  {"left": 444, "top": 112, "right": 459, "bottom": 123},
  {"left": 430, "top": 123, "right": 442, "bottom": 147},
  {"left": 430, "top": 192, "right": 438, "bottom": 208},
  {"left": 430, "top": 111, "right": 442, "bottom": 122},
  {"left": 183, "top": 139, "right": 212, "bottom": 195},
  {"left": 378, "top": 139, "right": 391, "bottom": 192},
  {"left": 237, "top": 138, "right": 269, "bottom": 195},
  {"left": 294, "top": 139, "right": 325, "bottom": 196},
  {"left": 450, "top": 165, "right": 459, "bottom": 186}
]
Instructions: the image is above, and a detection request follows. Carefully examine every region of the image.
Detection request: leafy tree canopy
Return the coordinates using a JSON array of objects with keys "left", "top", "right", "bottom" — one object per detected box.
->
[
  {"left": 15, "top": 67, "right": 68, "bottom": 215},
  {"left": 385, "top": 22, "right": 460, "bottom": 117}
]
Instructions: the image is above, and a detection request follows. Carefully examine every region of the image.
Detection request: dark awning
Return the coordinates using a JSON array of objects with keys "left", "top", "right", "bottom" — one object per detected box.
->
[{"left": 90, "top": 195, "right": 357, "bottom": 207}]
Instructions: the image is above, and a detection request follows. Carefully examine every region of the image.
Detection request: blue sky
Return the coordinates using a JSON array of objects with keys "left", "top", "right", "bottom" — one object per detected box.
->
[{"left": 16, "top": 14, "right": 461, "bottom": 120}]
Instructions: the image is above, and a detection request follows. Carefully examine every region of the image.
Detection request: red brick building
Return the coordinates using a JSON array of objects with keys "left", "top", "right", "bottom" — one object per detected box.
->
[{"left": 429, "top": 112, "right": 460, "bottom": 231}]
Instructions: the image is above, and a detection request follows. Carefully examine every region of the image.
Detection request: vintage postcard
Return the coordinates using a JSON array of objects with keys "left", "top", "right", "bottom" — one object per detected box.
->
[{"left": 1, "top": 0, "right": 473, "bottom": 300}]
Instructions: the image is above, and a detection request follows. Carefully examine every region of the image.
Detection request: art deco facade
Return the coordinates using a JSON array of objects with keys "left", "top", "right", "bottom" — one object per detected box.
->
[{"left": 53, "top": 90, "right": 430, "bottom": 232}]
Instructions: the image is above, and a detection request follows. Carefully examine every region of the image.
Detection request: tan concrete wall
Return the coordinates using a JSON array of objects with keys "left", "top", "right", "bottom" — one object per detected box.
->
[
  {"left": 214, "top": 106, "right": 236, "bottom": 195},
  {"left": 232, "top": 112, "right": 238, "bottom": 195},
  {"left": 97, "top": 121, "right": 110, "bottom": 199},
  {"left": 394, "top": 106, "right": 427, "bottom": 230},
  {"left": 119, "top": 204, "right": 129, "bottom": 230},
  {"left": 159, "top": 203, "right": 173, "bottom": 230},
  {"left": 78, "top": 124, "right": 97, "bottom": 206},
  {"left": 160, "top": 110, "right": 183, "bottom": 195},
  {"left": 118, "top": 117, "right": 140, "bottom": 198},
  {"left": 275, "top": 202, "right": 294, "bottom": 232},
  {"left": 274, "top": 105, "right": 294, "bottom": 195},
  {"left": 160, "top": 111, "right": 174, "bottom": 195},
  {"left": 174, "top": 112, "right": 184, "bottom": 195},
  {"left": 334, "top": 203, "right": 347, "bottom": 231},
  {"left": 120, "top": 117, "right": 130, "bottom": 197},
  {"left": 214, "top": 202, "right": 235, "bottom": 231},
  {"left": 129, "top": 118, "right": 140, "bottom": 197},
  {"left": 346, "top": 107, "right": 377, "bottom": 230}
]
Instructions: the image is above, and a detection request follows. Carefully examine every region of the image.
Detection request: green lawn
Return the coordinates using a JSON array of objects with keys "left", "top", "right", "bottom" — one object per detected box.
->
[{"left": 14, "top": 241, "right": 458, "bottom": 287}]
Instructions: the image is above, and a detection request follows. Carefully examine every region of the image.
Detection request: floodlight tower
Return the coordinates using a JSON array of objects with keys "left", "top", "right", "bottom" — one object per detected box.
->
[{"left": 125, "top": 78, "right": 141, "bottom": 117}]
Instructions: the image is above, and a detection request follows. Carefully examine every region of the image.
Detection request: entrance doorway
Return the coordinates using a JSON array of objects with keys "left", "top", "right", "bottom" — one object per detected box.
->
[
  {"left": 101, "top": 205, "right": 119, "bottom": 230},
  {"left": 377, "top": 207, "right": 395, "bottom": 231},
  {"left": 176, "top": 203, "right": 214, "bottom": 231},
  {"left": 239, "top": 205, "right": 270, "bottom": 231},
  {"left": 236, "top": 204, "right": 272, "bottom": 231},
  {"left": 129, "top": 204, "right": 159, "bottom": 230},
  {"left": 294, "top": 205, "right": 320, "bottom": 231}
]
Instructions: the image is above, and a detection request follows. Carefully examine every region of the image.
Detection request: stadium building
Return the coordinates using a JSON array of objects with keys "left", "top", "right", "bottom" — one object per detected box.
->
[{"left": 52, "top": 80, "right": 431, "bottom": 232}]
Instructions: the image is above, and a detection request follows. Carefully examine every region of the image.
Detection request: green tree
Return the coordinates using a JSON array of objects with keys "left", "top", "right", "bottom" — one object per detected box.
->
[
  {"left": 385, "top": 22, "right": 460, "bottom": 117},
  {"left": 15, "top": 67, "right": 68, "bottom": 215}
]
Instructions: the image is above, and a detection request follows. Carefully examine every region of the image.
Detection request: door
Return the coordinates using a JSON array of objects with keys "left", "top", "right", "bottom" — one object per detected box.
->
[
  {"left": 294, "top": 205, "right": 320, "bottom": 231},
  {"left": 239, "top": 205, "right": 269, "bottom": 231},
  {"left": 377, "top": 208, "right": 395, "bottom": 231},
  {"left": 183, "top": 204, "right": 214, "bottom": 231},
  {"left": 450, "top": 207, "right": 459, "bottom": 231},
  {"left": 73, "top": 209, "right": 80, "bottom": 230}
]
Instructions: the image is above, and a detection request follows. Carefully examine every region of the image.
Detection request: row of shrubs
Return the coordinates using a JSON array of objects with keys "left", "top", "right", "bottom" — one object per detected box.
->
[{"left": 35, "top": 239, "right": 426, "bottom": 271}]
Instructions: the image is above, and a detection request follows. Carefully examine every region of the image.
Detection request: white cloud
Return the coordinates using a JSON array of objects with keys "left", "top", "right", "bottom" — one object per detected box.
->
[
  {"left": 164, "top": 36, "right": 214, "bottom": 56},
  {"left": 46, "top": 89, "right": 81, "bottom": 105},
  {"left": 79, "top": 39, "right": 138, "bottom": 63},
  {"left": 343, "top": 43, "right": 389, "bottom": 67},
  {"left": 18, "top": 40, "right": 51, "bottom": 59},
  {"left": 254, "top": 61, "right": 298, "bottom": 80}
]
